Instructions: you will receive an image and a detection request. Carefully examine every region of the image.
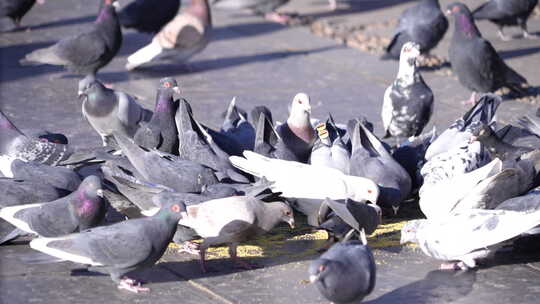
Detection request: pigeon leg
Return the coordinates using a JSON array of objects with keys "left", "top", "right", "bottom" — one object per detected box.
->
[
  {"left": 229, "top": 244, "right": 256, "bottom": 270},
  {"left": 328, "top": 0, "right": 337, "bottom": 11},
  {"left": 461, "top": 92, "right": 477, "bottom": 105},
  {"left": 497, "top": 27, "right": 511, "bottom": 41},
  {"left": 521, "top": 24, "right": 539, "bottom": 40},
  {"left": 117, "top": 277, "right": 150, "bottom": 293},
  {"left": 264, "top": 12, "right": 291, "bottom": 25},
  {"left": 178, "top": 241, "right": 200, "bottom": 255},
  {"left": 199, "top": 247, "right": 208, "bottom": 273}
]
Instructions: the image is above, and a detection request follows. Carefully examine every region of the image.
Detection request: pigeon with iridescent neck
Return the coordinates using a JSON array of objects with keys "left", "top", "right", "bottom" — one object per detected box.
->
[
  {"left": 276, "top": 93, "right": 316, "bottom": 163},
  {"left": 382, "top": 41, "right": 434, "bottom": 140},
  {"left": 447, "top": 2, "right": 528, "bottom": 105},
  {"left": 134, "top": 77, "right": 180, "bottom": 154},
  {"left": 0, "top": 175, "right": 105, "bottom": 238},
  {"left": 126, "top": 0, "right": 211, "bottom": 70},
  {"left": 19, "top": 0, "right": 122, "bottom": 81}
]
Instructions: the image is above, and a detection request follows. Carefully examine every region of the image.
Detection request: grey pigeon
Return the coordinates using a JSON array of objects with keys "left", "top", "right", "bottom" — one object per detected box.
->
[
  {"left": 497, "top": 185, "right": 540, "bottom": 212},
  {"left": 309, "top": 116, "right": 350, "bottom": 174},
  {"left": 254, "top": 111, "right": 298, "bottom": 162},
  {"left": 114, "top": 132, "right": 218, "bottom": 193},
  {"left": 19, "top": 0, "right": 122, "bottom": 79},
  {"left": 133, "top": 77, "right": 179, "bottom": 154},
  {"left": 126, "top": 0, "right": 211, "bottom": 70},
  {"left": 276, "top": 93, "right": 316, "bottom": 163},
  {"left": 401, "top": 208, "right": 540, "bottom": 270},
  {"left": 0, "top": 110, "right": 72, "bottom": 169},
  {"left": 229, "top": 151, "right": 380, "bottom": 226},
  {"left": 425, "top": 93, "right": 501, "bottom": 160},
  {"left": 0, "top": 175, "right": 105, "bottom": 237},
  {"left": 0, "top": 0, "right": 44, "bottom": 32},
  {"left": 496, "top": 121, "right": 540, "bottom": 150},
  {"left": 447, "top": 2, "right": 528, "bottom": 104},
  {"left": 212, "top": 0, "right": 291, "bottom": 24},
  {"left": 175, "top": 98, "right": 248, "bottom": 182},
  {"left": 0, "top": 178, "right": 68, "bottom": 208},
  {"left": 29, "top": 199, "right": 186, "bottom": 293},
  {"left": 79, "top": 78, "right": 152, "bottom": 147},
  {"left": 473, "top": 0, "right": 539, "bottom": 40},
  {"left": 178, "top": 195, "right": 294, "bottom": 272},
  {"left": 382, "top": 42, "right": 434, "bottom": 139},
  {"left": 470, "top": 123, "right": 533, "bottom": 161},
  {"left": 9, "top": 159, "right": 81, "bottom": 192},
  {"left": 219, "top": 97, "right": 255, "bottom": 152},
  {"left": 118, "top": 0, "right": 180, "bottom": 34},
  {"left": 321, "top": 198, "right": 381, "bottom": 237},
  {"left": 382, "top": 0, "right": 448, "bottom": 60},
  {"left": 348, "top": 119, "right": 412, "bottom": 214},
  {"left": 309, "top": 240, "right": 376, "bottom": 304}
]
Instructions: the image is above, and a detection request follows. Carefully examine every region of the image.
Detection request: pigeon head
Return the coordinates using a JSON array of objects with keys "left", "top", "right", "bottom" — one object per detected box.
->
[
  {"left": 159, "top": 77, "right": 180, "bottom": 94},
  {"left": 155, "top": 78, "right": 180, "bottom": 113},
  {"left": 400, "top": 42, "right": 420, "bottom": 65},
  {"left": 72, "top": 175, "right": 105, "bottom": 228},
  {"left": 78, "top": 75, "right": 97, "bottom": 96},
  {"left": 279, "top": 202, "right": 295, "bottom": 229},
  {"left": 400, "top": 219, "right": 424, "bottom": 245},
  {"left": 308, "top": 258, "right": 334, "bottom": 285},
  {"left": 446, "top": 2, "right": 481, "bottom": 38},
  {"left": 346, "top": 177, "right": 380, "bottom": 205},
  {"left": 154, "top": 199, "right": 187, "bottom": 224},
  {"left": 287, "top": 92, "right": 312, "bottom": 130}
]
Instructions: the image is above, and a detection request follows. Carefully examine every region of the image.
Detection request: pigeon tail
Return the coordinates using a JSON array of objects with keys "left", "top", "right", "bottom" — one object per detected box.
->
[{"left": 126, "top": 40, "right": 164, "bottom": 70}]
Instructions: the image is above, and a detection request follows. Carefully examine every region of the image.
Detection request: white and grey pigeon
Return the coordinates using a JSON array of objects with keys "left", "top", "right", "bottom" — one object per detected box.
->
[
  {"left": 381, "top": 0, "right": 448, "bottom": 60},
  {"left": 276, "top": 93, "right": 316, "bottom": 163},
  {"left": 125, "top": 0, "right": 212, "bottom": 70},
  {"left": 348, "top": 119, "right": 411, "bottom": 214},
  {"left": 309, "top": 115, "right": 350, "bottom": 174},
  {"left": 0, "top": 109, "right": 72, "bottom": 169},
  {"left": 425, "top": 93, "right": 501, "bottom": 160},
  {"left": 78, "top": 78, "right": 152, "bottom": 147},
  {"left": 178, "top": 195, "right": 295, "bottom": 272},
  {"left": 229, "top": 151, "right": 380, "bottom": 226},
  {"left": 382, "top": 41, "right": 434, "bottom": 140},
  {"left": 309, "top": 240, "right": 376, "bottom": 303},
  {"left": 401, "top": 208, "right": 540, "bottom": 270},
  {"left": 0, "top": 175, "right": 105, "bottom": 238},
  {"left": 29, "top": 199, "right": 186, "bottom": 293}
]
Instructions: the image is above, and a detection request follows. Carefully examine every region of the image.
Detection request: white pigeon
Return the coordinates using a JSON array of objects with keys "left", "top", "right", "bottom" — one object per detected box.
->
[
  {"left": 401, "top": 208, "right": 540, "bottom": 270},
  {"left": 125, "top": 0, "right": 212, "bottom": 70},
  {"left": 229, "top": 151, "right": 380, "bottom": 226}
]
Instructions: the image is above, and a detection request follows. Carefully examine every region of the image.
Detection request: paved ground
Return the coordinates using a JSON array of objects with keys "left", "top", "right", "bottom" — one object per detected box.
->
[{"left": 1, "top": 0, "right": 540, "bottom": 303}]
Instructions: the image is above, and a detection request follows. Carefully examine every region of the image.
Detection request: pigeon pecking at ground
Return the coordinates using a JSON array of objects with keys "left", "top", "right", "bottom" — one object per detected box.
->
[
  {"left": 118, "top": 0, "right": 180, "bottom": 34},
  {"left": 381, "top": 0, "right": 448, "bottom": 60},
  {"left": 382, "top": 41, "right": 434, "bottom": 140},
  {"left": 472, "top": 0, "right": 539, "bottom": 40},
  {"left": 447, "top": 2, "right": 529, "bottom": 105},
  {"left": 0, "top": 0, "right": 45, "bottom": 32},
  {"left": 19, "top": 0, "right": 122, "bottom": 81},
  {"left": 309, "top": 239, "right": 376, "bottom": 304},
  {"left": 29, "top": 199, "right": 187, "bottom": 293},
  {"left": 125, "top": 0, "right": 211, "bottom": 71}
]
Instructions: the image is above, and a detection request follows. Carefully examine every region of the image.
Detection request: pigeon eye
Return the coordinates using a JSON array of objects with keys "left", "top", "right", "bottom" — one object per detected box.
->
[
  {"left": 171, "top": 204, "right": 181, "bottom": 213},
  {"left": 298, "top": 100, "right": 303, "bottom": 105},
  {"left": 368, "top": 189, "right": 373, "bottom": 194},
  {"left": 285, "top": 211, "right": 292, "bottom": 216},
  {"left": 318, "top": 265, "right": 326, "bottom": 272},
  {"left": 164, "top": 82, "right": 171, "bottom": 88}
]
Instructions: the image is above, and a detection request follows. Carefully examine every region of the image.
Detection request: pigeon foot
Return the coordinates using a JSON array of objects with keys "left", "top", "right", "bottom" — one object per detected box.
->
[
  {"left": 117, "top": 277, "right": 149, "bottom": 293},
  {"left": 264, "top": 12, "right": 291, "bottom": 25},
  {"left": 439, "top": 261, "right": 468, "bottom": 271},
  {"left": 178, "top": 241, "right": 200, "bottom": 255},
  {"left": 523, "top": 31, "right": 539, "bottom": 40}
]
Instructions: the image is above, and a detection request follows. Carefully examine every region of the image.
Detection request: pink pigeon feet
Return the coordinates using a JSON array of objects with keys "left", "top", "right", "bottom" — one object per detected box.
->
[
  {"left": 264, "top": 12, "right": 292, "bottom": 25},
  {"left": 439, "top": 261, "right": 468, "bottom": 271},
  {"left": 117, "top": 277, "right": 149, "bottom": 293},
  {"left": 328, "top": 0, "right": 337, "bottom": 11},
  {"left": 178, "top": 241, "right": 200, "bottom": 255},
  {"left": 461, "top": 92, "right": 477, "bottom": 106}
]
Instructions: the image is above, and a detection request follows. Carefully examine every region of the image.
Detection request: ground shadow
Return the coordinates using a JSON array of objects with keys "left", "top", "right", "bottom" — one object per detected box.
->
[
  {"left": 302, "top": 0, "right": 417, "bottom": 20},
  {"left": 211, "top": 21, "right": 286, "bottom": 41},
  {"left": 498, "top": 46, "right": 540, "bottom": 61},
  {"left": 27, "top": 15, "right": 95, "bottom": 31}
]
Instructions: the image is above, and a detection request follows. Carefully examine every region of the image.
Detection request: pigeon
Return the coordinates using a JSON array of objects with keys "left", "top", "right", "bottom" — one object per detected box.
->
[
  {"left": 118, "top": 0, "right": 180, "bottom": 33},
  {"left": 29, "top": 199, "right": 186, "bottom": 293},
  {"left": 447, "top": 2, "right": 528, "bottom": 104},
  {"left": 79, "top": 78, "right": 152, "bottom": 147},
  {"left": 125, "top": 0, "right": 211, "bottom": 70},
  {"left": 382, "top": 41, "right": 434, "bottom": 140},
  {"left": 113, "top": 132, "right": 218, "bottom": 193},
  {"left": 0, "top": 0, "right": 44, "bottom": 32},
  {"left": 0, "top": 176, "right": 105, "bottom": 237},
  {"left": 309, "top": 240, "right": 376, "bottom": 304},
  {"left": 229, "top": 151, "right": 380, "bottom": 226},
  {"left": 392, "top": 127, "right": 437, "bottom": 191},
  {"left": 0, "top": 109, "right": 72, "bottom": 168},
  {"left": 133, "top": 77, "right": 179, "bottom": 154},
  {"left": 219, "top": 97, "right": 256, "bottom": 152},
  {"left": 425, "top": 93, "right": 501, "bottom": 160},
  {"left": 253, "top": 111, "right": 298, "bottom": 162},
  {"left": 381, "top": 0, "right": 448, "bottom": 60},
  {"left": 276, "top": 93, "right": 316, "bottom": 163},
  {"left": 9, "top": 159, "right": 81, "bottom": 192},
  {"left": 401, "top": 208, "right": 540, "bottom": 270},
  {"left": 212, "top": 0, "right": 291, "bottom": 24},
  {"left": 0, "top": 178, "right": 69, "bottom": 208},
  {"left": 496, "top": 185, "right": 540, "bottom": 212},
  {"left": 348, "top": 119, "right": 412, "bottom": 214},
  {"left": 472, "top": 0, "right": 539, "bottom": 40},
  {"left": 178, "top": 195, "right": 294, "bottom": 272},
  {"left": 321, "top": 198, "right": 382, "bottom": 237},
  {"left": 309, "top": 115, "right": 350, "bottom": 174},
  {"left": 19, "top": 0, "right": 122, "bottom": 79},
  {"left": 470, "top": 123, "right": 534, "bottom": 161},
  {"left": 419, "top": 158, "right": 503, "bottom": 219},
  {"left": 175, "top": 98, "right": 248, "bottom": 182},
  {"left": 495, "top": 121, "right": 540, "bottom": 150}
]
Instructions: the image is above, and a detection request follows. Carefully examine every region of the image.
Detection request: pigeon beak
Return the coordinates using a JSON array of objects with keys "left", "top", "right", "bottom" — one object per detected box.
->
[
  {"left": 36, "top": 0, "right": 45, "bottom": 4},
  {"left": 112, "top": 1, "right": 121, "bottom": 9},
  {"left": 96, "top": 189, "right": 104, "bottom": 198},
  {"left": 173, "top": 86, "right": 181, "bottom": 95},
  {"left": 287, "top": 218, "right": 295, "bottom": 229},
  {"left": 309, "top": 274, "right": 320, "bottom": 283}
]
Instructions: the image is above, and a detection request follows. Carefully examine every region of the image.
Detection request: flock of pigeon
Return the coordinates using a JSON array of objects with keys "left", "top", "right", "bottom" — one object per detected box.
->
[{"left": 1, "top": 0, "right": 540, "bottom": 303}]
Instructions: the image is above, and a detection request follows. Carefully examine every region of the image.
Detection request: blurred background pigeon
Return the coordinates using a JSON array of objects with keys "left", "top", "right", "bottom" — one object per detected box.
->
[{"left": 472, "top": 0, "right": 539, "bottom": 40}]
